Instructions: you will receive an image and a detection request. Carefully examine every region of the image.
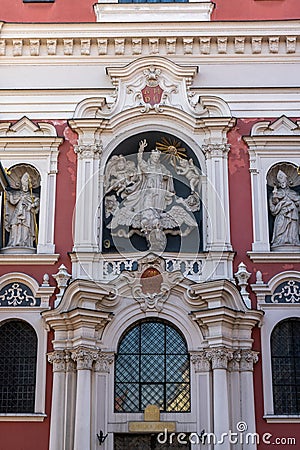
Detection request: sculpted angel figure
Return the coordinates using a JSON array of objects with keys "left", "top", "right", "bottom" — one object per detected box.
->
[
  {"left": 174, "top": 157, "right": 201, "bottom": 192},
  {"left": 104, "top": 155, "right": 137, "bottom": 196},
  {"left": 5, "top": 172, "right": 39, "bottom": 248},
  {"left": 269, "top": 169, "right": 300, "bottom": 249}
]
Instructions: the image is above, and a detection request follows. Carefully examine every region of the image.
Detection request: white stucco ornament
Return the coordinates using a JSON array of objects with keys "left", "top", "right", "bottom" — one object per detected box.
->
[{"left": 235, "top": 261, "right": 251, "bottom": 308}]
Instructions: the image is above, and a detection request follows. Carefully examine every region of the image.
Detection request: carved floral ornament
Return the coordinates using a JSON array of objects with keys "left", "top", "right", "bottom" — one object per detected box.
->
[
  {"left": 0, "top": 282, "right": 40, "bottom": 307},
  {"left": 266, "top": 280, "right": 300, "bottom": 304},
  {"left": 48, "top": 348, "right": 114, "bottom": 373},
  {"left": 105, "top": 58, "right": 208, "bottom": 117},
  {"left": 105, "top": 254, "right": 187, "bottom": 312},
  {"left": 191, "top": 349, "right": 259, "bottom": 372}
]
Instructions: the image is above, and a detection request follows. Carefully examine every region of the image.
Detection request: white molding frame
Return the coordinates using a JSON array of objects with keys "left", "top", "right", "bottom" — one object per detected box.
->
[
  {"left": 0, "top": 272, "right": 55, "bottom": 416},
  {"left": 69, "top": 57, "right": 235, "bottom": 283},
  {"left": 43, "top": 274, "right": 261, "bottom": 450},
  {"left": 0, "top": 117, "right": 63, "bottom": 255},
  {"left": 0, "top": 413, "right": 47, "bottom": 422},
  {"left": 244, "top": 116, "right": 300, "bottom": 254},
  {"left": 251, "top": 270, "right": 300, "bottom": 418},
  {"left": 94, "top": 1, "right": 215, "bottom": 23}
]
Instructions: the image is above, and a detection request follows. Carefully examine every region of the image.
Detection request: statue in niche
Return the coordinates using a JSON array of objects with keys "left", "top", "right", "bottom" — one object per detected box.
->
[
  {"left": 104, "top": 138, "right": 200, "bottom": 253},
  {"left": 269, "top": 168, "right": 300, "bottom": 250},
  {"left": 4, "top": 169, "right": 40, "bottom": 252}
]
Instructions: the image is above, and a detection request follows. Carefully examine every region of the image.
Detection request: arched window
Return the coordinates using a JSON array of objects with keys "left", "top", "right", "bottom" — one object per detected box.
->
[
  {"left": 0, "top": 320, "right": 37, "bottom": 413},
  {"left": 271, "top": 319, "right": 300, "bottom": 415},
  {"left": 115, "top": 320, "right": 190, "bottom": 413}
]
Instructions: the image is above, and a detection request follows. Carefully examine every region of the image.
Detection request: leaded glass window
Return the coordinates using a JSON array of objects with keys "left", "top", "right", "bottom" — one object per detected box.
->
[
  {"left": 0, "top": 320, "right": 37, "bottom": 413},
  {"left": 115, "top": 320, "right": 190, "bottom": 413},
  {"left": 271, "top": 319, "right": 300, "bottom": 414}
]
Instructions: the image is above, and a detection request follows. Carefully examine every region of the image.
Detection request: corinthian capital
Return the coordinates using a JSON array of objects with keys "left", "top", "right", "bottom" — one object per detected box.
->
[
  {"left": 202, "top": 143, "right": 230, "bottom": 158},
  {"left": 71, "top": 347, "right": 98, "bottom": 370},
  {"left": 191, "top": 351, "right": 211, "bottom": 372},
  {"left": 74, "top": 142, "right": 103, "bottom": 159},
  {"left": 240, "top": 350, "right": 259, "bottom": 372},
  {"left": 208, "top": 348, "right": 233, "bottom": 370},
  {"left": 48, "top": 350, "right": 66, "bottom": 372},
  {"left": 94, "top": 352, "right": 114, "bottom": 373},
  {"left": 228, "top": 350, "right": 242, "bottom": 372}
]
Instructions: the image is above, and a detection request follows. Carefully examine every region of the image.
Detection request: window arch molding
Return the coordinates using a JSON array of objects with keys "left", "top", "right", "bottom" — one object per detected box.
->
[
  {"left": 114, "top": 318, "right": 191, "bottom": 413},
  {"left": 0, "top": 272, "right": 55, "bottom": 421},
  {"left": 252, "top": 270, "right": 300, "bottom": 422},
  {"left": 100, "top": 301, "right": 204, "bottom": 354}
]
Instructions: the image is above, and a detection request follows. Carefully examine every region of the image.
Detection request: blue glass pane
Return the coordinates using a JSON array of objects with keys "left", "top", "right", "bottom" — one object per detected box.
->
[
  {"left": 141, "top": 322, "right": 164, "bottom": 354},
  {"left": 141, "top": 354, "right": 164, "bottom": 382},
  {"left": 118, "top": 326, "right": 140, "bottom": 354},
  {"left": 115, "top": 355, "right": 139, "bottom": 382}
]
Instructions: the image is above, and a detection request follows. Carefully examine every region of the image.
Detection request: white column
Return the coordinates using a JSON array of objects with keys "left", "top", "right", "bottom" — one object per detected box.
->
[
  {"left": 72, "top": 348, "right": 97, "bottom": 450},
  {"left": 92, "top": 353, "right": 114, "bottom": 450},
  {"left": 249, "top": 168, "right": 270, "bottom": 252},
  {"left": 48, "top": 351, "right": 66, "bottom": 450},
  {"left": 202, "top": 143, "right": 232, "bottom": 252},
  {"left": 210, "top": 348, "right": 233, "bottom": 450},
  {"left": 191, "top": 352, "right": 213, "bottom": 450},
  {"left": 64, "top": 352, "right": 77, "bottom": 450},
  {"left": 228, "top": 352, "right": 242, "bottom": 437},
  {"left": 73, "top": 143, "right": 102, "bottom": 253},
  {"left": 240, "top": 350, "right": 259, "bottom": 450}
]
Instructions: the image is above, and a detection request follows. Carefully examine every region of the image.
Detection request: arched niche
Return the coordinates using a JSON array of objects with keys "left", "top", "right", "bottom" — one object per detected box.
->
[
  {"left": 266, "top": 162, "right": 300, "bottom": 252},
  {"left": 1, "top": 163, "right": 41, "bottom": 254},
  {"left": 102, "top": 130, "right": 203, "bottom": 255}
]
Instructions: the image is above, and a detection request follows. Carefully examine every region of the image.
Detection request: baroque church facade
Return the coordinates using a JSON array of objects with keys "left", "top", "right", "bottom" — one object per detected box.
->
[{"left": 0, "top": 1, "right": 299, "bottom": 449}]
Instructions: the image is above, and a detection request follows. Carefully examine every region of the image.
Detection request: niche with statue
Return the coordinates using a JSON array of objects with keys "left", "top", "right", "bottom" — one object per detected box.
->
[
  {"left": 267, "top": 163, "right": 300, "bottom": 252},
  {"left": 103, "top": 131, "right": 203, "bottom": 254},
  {"left": 1, "top": 164, "right": 40, "bottom": 254}
]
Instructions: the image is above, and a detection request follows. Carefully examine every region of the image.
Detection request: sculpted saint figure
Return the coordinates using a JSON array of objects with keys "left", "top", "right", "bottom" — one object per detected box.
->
[
  {"left": 5, "top": 172, "right": 40, "bottom": 248},
  {"left": 269, "top": 170, "right": 300, "bottom": 249},
  {"left": 124, "top": 139, "right": 175, "bottom": 213}
]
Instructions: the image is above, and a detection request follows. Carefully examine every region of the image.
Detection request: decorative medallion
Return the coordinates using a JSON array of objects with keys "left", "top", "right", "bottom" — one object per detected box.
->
[{"left": 0, "top": 282, "right": 40, "bottom": 307}]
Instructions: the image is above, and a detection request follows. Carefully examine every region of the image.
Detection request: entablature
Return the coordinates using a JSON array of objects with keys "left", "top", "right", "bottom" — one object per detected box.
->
[{"left": 0, "top": 21, "right": 299, "bottom": 63}]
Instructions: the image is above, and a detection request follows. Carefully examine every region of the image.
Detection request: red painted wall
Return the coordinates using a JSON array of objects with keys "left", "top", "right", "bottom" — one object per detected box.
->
[
  {"left": 1, "top": 0, "right": 300, "bottom": 23},
  {"left": 228, "top": 118, "right": 300, "bottom": 291},
  {"left": 228, "top": 118, "right": 300, "bottom": 448},
  {"left": 0, "top": 0, "right": 95, "bottom": 23},
  {"left": 213, "top": 0, "right": 300, "bottom": 21},
  {"left": 0, "top": 121, "right": 76, "bottom": 450}
]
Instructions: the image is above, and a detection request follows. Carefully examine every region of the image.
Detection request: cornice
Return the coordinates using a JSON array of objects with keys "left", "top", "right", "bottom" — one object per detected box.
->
[{"left": 0, "top": 21, "right": 299, "bottom": 63}]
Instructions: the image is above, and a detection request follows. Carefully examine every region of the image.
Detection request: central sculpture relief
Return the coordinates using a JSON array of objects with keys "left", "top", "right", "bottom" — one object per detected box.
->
[{"left": 104, "top": 135, "right": 201, "bottom": 253}]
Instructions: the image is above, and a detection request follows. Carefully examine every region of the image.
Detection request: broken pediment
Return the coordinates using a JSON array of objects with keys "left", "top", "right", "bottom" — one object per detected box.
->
[
  {"left": 72, "top": 57, "right": 232, "bottom": 119},
  {"left": 0, "top": 116, "right": 58, "bottom": 137},
  {"left": 105, "top": 56, "right": 206, "bottom": 116},
  {"left": 250, "top": 116, "right": 300, "bottom": 136}
]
